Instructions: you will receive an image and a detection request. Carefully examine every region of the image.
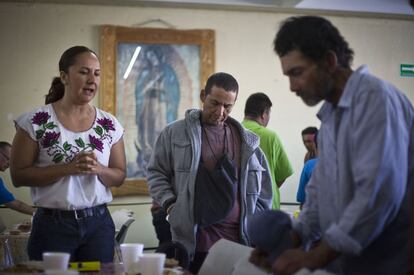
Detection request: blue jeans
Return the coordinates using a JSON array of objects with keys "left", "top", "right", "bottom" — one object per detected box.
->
[{"left": 28, "top": 205, "right": 115, "bottom": 263}]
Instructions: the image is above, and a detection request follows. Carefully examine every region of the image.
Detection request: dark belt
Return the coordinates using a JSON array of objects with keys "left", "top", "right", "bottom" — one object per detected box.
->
[{"left": 39, "top": 204, "right": 107, "bottom": 220}]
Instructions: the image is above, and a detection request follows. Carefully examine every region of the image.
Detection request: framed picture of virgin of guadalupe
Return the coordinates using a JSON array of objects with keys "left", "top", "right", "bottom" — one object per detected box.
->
[{"left": 100, "top": 25, "right": 215, "bottom": 196}]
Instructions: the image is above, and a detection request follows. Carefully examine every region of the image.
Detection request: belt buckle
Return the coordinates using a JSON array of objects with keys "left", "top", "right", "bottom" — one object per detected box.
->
[{"left": 74, "top": 210, "right": 82, "bottom": 220}]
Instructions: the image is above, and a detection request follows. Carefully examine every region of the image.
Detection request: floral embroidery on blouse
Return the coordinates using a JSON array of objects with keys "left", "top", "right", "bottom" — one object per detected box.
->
[{"left": 32, "top": 111, "right": 115, "bottom": 163}]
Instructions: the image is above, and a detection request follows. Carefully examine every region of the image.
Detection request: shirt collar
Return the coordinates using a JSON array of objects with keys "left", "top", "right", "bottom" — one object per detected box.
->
[
  {"left": 242, "top": 119, "right": 261, "bottom": 128},
  {"left": 317, "top": 65, "right": 369, "bottom": 122}
]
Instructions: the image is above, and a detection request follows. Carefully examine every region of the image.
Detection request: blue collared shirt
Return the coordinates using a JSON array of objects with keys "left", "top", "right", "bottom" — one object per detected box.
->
[
  {"left": 0, "top": 177, "right": 15, "bottom": 205},
  {"left": 293, "top": 66, "right": 414, "bottom": 273},
  {"left": 296, "top": 158, "right": 318, "bottom": 204}
]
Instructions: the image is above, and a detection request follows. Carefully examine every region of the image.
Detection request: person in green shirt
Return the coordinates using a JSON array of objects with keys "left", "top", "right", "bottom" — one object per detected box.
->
[{"left": 242, "top": 93, "right": 293, "bottom": 209}]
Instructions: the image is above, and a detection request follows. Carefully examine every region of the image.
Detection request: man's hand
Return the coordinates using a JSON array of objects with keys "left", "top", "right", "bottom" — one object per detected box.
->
[
  {"left": 273, "top": 240, "right": 339, "bottom": 275},
  {"left": 249, "top": 229, "right": 304, "bottom": 274},
  {"left": 272, "top": 248, "right": 310, "bottom": 275},
  {"left": 249, "top": 248, "right": 272, "bottom": 273}
]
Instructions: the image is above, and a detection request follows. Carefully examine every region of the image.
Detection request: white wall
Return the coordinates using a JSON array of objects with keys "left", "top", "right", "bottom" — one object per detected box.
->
[{"left": 0, "top": 2, "right": 413, "bottom": 247}]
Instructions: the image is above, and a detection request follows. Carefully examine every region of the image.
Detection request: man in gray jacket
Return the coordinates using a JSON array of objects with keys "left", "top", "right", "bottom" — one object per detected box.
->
[{"left": 147, "top": 72, "right": 273, "bottom": 273}]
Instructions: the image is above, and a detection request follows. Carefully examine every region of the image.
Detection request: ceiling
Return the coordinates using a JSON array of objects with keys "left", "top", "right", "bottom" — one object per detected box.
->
[
  {"left": 142, "top": 0, "right": 414, "bottom": 16},
  {"left": 296, "top": 0, "right": 414, "bottom": 16},
  {"left": 6, "top": 0, "right": 414, "bottom": 17}
]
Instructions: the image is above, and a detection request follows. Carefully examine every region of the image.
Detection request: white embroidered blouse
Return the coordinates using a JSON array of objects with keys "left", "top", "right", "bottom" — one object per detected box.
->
[{"left": 15, "top": 104, "right": 124, "bottom": 210}]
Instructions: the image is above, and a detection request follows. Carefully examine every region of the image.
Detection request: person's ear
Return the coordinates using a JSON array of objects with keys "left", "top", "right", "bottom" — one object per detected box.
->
[
  {"left": 325, "top": 50, "right": 338, "bottom": 73},
  {"left": 200, "top": 89, "right": 206, "bottom": 103},
  {"left": 261, "top": 108, "right": 270, "bottom": 119},
  {"left": 260, "top": 111, "right": 266, "bottom": 121},
  {"left": 60, "top": 71, "right": 68, "bottom": 85}
]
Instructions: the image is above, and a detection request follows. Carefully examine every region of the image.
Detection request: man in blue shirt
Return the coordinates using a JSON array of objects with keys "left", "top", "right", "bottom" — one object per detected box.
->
[
  {"left": 297, "top": 129, "right": 318, "bottom": 209},
  {"left": 251, "top": 16, "right": 414, "bottom": 274},
  {"left": 296, "top": 159, "right": 318, "bottom": 209},
  {"left": 0, "top": 141, "right": 35, "bottom": 216}
]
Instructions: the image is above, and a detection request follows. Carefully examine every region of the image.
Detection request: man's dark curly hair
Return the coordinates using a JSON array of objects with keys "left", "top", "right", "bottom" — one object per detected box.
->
[{"left": 274, "top": 16, "right": 354, "bottom": 69}]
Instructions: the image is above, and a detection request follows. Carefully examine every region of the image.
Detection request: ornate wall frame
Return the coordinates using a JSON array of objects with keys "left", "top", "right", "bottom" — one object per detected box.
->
[{"left": 100, "top": 25, "right": 215, "bottom": 196}]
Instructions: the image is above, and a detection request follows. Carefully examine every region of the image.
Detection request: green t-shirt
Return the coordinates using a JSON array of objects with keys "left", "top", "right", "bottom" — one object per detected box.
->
[{"left": 242, "top": 119, "right": 293, "bottom": 209}]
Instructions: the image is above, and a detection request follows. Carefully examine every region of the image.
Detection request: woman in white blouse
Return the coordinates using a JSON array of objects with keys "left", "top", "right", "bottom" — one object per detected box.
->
[{"left": 10, "top": 46, "right": 126, "bottom": 262}]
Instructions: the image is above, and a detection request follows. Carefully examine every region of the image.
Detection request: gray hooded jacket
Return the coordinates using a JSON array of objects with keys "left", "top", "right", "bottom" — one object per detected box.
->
[{"left": 147, "top": 109, "right": 273, "bottom": 257}]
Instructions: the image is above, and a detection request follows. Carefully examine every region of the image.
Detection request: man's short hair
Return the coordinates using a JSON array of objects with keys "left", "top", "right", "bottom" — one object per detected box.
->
[
  {"left": 301, "top": 127, "right": 318, "bottom": 136},
  {"left": 302, "top": 127, "right": 319, "bottom": 148},
  {"left": 0, "top": 141, "right": 11, "bottom": 150},
  {"left": 204, "top": 72, "right": 239, "bottom": 96},
  {"left": 244, "top": 92, "right": 272, "bottom": 117},
  {"left": 274, "top": 16, "right": 354, "bottom": 69}
]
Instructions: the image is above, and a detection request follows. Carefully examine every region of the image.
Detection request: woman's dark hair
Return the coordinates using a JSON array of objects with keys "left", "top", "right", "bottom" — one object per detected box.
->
[
  {"left": 45, "top": 46, "right": 98, "bottom": 104},
  {"left": 274, "top": 16, "right": 354, "bottom": 69}
]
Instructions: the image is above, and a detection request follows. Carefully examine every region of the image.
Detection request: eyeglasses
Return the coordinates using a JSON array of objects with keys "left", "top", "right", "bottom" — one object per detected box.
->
[{"left": 0, "top": 150, "right": 10, "bottom": 162}]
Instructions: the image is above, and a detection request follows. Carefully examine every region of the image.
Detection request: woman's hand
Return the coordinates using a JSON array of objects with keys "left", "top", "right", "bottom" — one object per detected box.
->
[{"left": 73, "top": 151, "right": 101, "bottom": 175}]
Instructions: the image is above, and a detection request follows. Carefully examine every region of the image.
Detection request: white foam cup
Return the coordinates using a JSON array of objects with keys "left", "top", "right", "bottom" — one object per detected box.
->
[
  {"left": 139, "top": 253, "right": 166, "bottom": 275},
  {"left": 120, "top": 243, "right": 144, "bottom": 272},
  {"left": 42, "top": 252, "right": 70, "bottom": 271}
]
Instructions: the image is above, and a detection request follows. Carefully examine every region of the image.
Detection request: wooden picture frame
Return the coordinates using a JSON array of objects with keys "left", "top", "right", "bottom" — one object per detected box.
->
[{"left": 100, "top": 25, "right": 215, "bottom": 196}]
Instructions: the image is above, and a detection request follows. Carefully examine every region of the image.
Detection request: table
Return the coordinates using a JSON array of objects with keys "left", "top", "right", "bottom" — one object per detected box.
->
[
  {"left": 0, "top": 262, "right": 191, "bottom": 274},
  {"left": 0, "top": 262, "right": 123, "bottom": 274},
  {"left": 0, "top": 230, "right": 192, "bottom": 274},
  {"left": 0, "top": 231, "right": 30, "bottom": 264}
]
